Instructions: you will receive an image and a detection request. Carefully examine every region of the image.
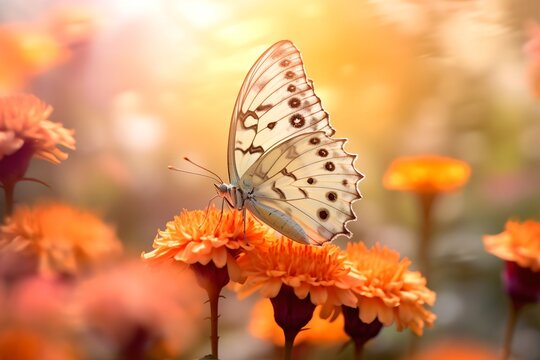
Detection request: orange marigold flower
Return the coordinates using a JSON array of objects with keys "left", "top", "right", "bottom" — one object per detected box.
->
[
  {"left": 346, "top": 242, "right": 436, "bottom": 336},
  {"left": 237, "top": 237, "right": 364, "bottom": 315},
  {"left": 0, "top": 94, "right": 75, "bottom": 164},
  {"left": 249, "top": 298, "right": 347, "bottom": 346},
  {"left": 484, "top": 220, "right": 540, "bottom": 272},
  {"left": 0, "top": 201, "right": 122, "bottom": 279},
  {"left": 383, "top": 155, "right": 471, "bottom": 194},
  {"left": 142, "top": 207, "right": 273, "bottom": 282}
]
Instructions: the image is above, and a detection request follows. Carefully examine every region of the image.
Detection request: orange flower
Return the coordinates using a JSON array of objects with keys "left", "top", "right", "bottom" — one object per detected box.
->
[
  {"left": 249, "top": 298, "right": 347, "bottom": 346},
  {"left": 0, "top": 201, "right": 122, "bottom": 279},
  {"left": 0, "top": 94, "right": 75, "bottom": 164},
  {"left": 237, "top": 237, "right": 364, "bottom": 316},
  {"left": 484, "top": 220, "right": 540, "bottom": 272},
  {"left": 346, "top": 242, "right": 436, "bottom": 336},
  {"left": 76, "top": 261, "right": 204, "bottom": 359},
  {"left": 383, "top": 155, "right": 471, "bottom": 194},
  {"left": 143, "top": 206, "right": 273, "bottom": 282},
  {"left": 0, "top": 24, "right": 69, "bottom": 91},
  {"left": 404, "top": 339, "right": 499, "bottom": 360}
]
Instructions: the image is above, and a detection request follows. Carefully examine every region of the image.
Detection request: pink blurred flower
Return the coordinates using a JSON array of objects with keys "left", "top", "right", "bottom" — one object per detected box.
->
[{"left": 75, "top": 261, "right": 204, "bottom": 359}]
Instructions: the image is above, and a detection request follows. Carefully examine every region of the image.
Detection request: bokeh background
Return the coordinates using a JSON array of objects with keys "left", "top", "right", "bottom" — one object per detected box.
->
[{"left": 2, "top": 0, "right": 540, "bottom": 359}]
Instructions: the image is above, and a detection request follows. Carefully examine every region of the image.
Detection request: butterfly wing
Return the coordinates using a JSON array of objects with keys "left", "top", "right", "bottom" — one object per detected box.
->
[
  {"left": 241, "top": 131, "right": 363, "bottom": 245},
  {"left": 228, "top": 40, "right": 335, "bottom": 183}
]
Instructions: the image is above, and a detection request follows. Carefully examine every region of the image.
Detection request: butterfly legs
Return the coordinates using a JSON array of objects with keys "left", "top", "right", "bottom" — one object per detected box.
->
[{"left": 199, "top": 195, "right": 219, "bottom": 229}]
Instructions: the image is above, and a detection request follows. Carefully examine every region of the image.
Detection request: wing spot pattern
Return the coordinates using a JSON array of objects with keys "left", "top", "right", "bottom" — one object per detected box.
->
[
  {"left": 307, "top": 177, "right": 315, "bottom": 184},
  {"left": 318, "top": 209, "right": 329, "bottom": 221},
  {"left": 309, "top": 137, "right": 320, "bottom": 145},
  {"left": 267, "top": 121, "right": 276, "bottom": 129},
  {"left": 318, "top": 149, "right": 328, "bottom": 157},
  {"left": 285, "top": 70, "right": 295, "bottom": 79},
  {"left": 289, "top": 114, "right": 305, "bottom": 128},
  {"left": 327, "top": 191, "right": 337, "bottom": 202},
  {"left": 325, "top": 161, "right": 335, "bottom": 171},
  {"left": 342, "top": 179, "right": 348, "bottom": 186},
  {"left": 280, "top": 59, "right": 291, "bottom": 67},
  {"left": 287, "top": 84, "right": 296, "bottom": 92},
  {"left": 288, "top": 97, "right": 301, "bottom": 108}
]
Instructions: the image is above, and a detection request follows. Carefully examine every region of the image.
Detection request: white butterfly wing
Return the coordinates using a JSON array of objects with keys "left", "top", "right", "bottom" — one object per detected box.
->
[
  {"left": 228, "top": 40, "right": 335, "bottom": 183},
  {"left": 241, "top": 131, "right": 363, "bottom": 245}
]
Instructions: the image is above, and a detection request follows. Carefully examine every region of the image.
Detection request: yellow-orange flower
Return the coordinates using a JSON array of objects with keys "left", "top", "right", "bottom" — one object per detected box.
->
[
  {"left": 483, "top": 220, "right": 540, "bottom": 272},
  {"left": 143, "top": 207, "right": 274, "bottom": 281},
  {"left": 0, "top": 94, "right": 75, "bottom": 163},
  {"left": 0, "top": 24, "right": 69, "bottom": 91},
  {"left": 383, "top": 155, "right": 471, "bottom": 194},
  {"left": 237, "top": 237, "right": 364, "bottom": 316},
  {"left": 346, "top": 242, "right": 436, "bottom": 336},
  {"left": 0, "top": 201, "right": 122, "bottom": 278},
  {"left": 249, "top": 298, "right": 347, "bottom": 346}
]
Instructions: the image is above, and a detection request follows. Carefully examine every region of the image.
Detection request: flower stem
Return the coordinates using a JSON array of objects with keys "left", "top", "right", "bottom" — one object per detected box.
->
[
  {"left": 502, "top": 300, "right": 522, "bottom": 360},
  {"left": 283, "top": 330, "right": 298, "bottom": 360},
  {"left": 208, "top": 287, "right": 220, "bottom": 359},
  {"left": 3, "top": 181, "right": 14, "bottom": 217},
  {"left": 418, "top": 193, "right": 436, "bottom": 278},
  {"left": 353, "top": 339, "right": 364, "bottom": 360}
]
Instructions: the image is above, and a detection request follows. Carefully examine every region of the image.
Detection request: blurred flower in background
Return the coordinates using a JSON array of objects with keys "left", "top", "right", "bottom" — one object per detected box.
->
[
  {"left": 0, "top": 25, "right": 69, "bottom": 93},
  {"left": 403, "top": 338, "right": 499, "bottom": 360},
  {"left": 383, "top": 155, "right": 471, "bottom": 194},
  {"left": 75, "top": 261, "right": 204, "bottom": 359},
  {"left": 0, "top": 94, "right": 75, "bottom": 214},
  {"left": 0, "top": 201, "right": 122, "bottom": 281},
  {"left": 0, "top": 327, "right": 79, "bottom": 360},
  {"left": 0, "top": 94, "right": 75, "bottom": 164},
  {"left": 484, "top": 219, "right": 540, "bottom": 359}
]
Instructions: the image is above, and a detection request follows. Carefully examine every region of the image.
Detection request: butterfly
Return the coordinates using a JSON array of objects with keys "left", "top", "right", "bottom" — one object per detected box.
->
[{"left": 207, "top": 40, "right": 363, "bottom": 245}]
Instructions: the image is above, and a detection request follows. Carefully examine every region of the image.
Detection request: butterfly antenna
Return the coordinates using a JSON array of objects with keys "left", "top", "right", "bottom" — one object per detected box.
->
[
  {"left": 167, "top": 166, "right": 221, "bottom": 182},
  {"left": 183, "top": 157, "right": 224, "bottom": 183}
]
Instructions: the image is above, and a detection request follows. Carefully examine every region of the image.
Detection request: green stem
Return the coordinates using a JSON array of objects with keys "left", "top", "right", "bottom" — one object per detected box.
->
[
  {"left": 283, "top": 330, "right": 297, "bottom": 360},
  {"left": 502, "top": 300, "right": 522, "bottom": 360}
]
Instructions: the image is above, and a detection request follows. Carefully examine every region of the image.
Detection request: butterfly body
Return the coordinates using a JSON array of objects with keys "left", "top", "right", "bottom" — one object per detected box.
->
[{"left": 217, "top": 40, "right": 363, "bottom": 245}]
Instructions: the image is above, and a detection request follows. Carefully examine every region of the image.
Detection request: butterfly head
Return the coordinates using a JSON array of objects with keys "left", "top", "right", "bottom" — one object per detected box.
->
[{"left": 215, "top": 183, "right": 230, "bottom": 196}]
